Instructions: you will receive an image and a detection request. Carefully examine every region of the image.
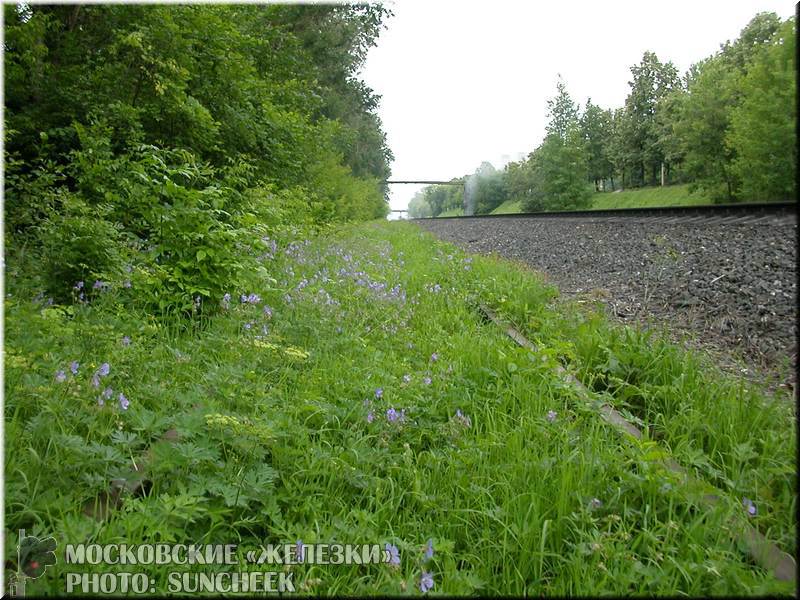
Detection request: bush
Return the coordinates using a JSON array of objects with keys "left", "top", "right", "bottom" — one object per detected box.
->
[{"left": 37, "top": 196, "right": 124, "bottom": 302}]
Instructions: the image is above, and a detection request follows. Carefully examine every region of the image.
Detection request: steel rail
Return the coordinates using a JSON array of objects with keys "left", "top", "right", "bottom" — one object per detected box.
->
[{"left": 410, "top": 201, "right": 797, "bottom": 221}]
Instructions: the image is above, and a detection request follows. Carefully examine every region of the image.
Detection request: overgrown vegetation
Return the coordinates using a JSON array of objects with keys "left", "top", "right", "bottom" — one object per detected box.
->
[
  {"left": 5, "top": 222, "right": 795, "bottom": 595},
  {"left": 409, "top": 12, "right": 795, "bottom": 217},
  {"left": 4, "top": 3, "right": 393, "bottom": 312}
]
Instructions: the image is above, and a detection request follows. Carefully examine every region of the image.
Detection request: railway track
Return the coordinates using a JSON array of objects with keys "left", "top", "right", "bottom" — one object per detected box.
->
[
  {"left": 414, "top": 202, "right": 796, "bottom": 381},
  {"left": 413, "top": 201, "right": 797, "bottom": 225}
]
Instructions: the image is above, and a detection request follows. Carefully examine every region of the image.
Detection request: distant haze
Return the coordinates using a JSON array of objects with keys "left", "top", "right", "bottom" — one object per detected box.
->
[{"left": 360, "top": 0, "right": 795, "bottom": 213}]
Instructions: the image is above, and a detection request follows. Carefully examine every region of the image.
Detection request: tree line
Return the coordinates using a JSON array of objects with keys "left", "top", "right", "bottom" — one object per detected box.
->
[
  {"left": 4, "top": 4, "right": 393, "bottom": 312},
  {"left": 409, "top": 12, "right": 795, "bottom": 218}
]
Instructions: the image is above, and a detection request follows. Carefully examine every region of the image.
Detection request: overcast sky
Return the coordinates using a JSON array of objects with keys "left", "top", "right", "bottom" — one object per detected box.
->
[{"left": 360, "top": 0, "right": 795, "bottom": 213}]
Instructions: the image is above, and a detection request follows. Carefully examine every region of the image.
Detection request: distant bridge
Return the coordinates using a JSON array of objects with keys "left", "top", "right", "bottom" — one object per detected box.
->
[
  {"left": 385, "top": 179, "right": 473, "bottom": 216},
  {"left": 385, "top": 180, "right": 462, "bottom": 185}
]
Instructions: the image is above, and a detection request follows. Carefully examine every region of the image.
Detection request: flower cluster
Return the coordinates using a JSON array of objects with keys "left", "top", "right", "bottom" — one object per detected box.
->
[{"left": 55, "top": 359, "right": 130, "bottom": 411}]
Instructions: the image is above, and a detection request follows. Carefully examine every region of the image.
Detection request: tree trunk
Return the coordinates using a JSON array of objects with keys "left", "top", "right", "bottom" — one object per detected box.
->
[
  {"left": 660, "top": 162, "right": 665, "bottom": 187},
  {"left": 610, "top": 175, "right": 615, "bottom": 191}
]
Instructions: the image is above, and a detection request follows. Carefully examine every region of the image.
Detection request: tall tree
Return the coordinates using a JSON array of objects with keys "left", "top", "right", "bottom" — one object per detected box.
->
[
  {"left": 727, "top": 18, "right": 796, "bottom": 201},
  {"left": 580, "top": 99, "right": 614, "bottom": 191},
  {"left": 621, "top": 51, "right": 680, "bottom": 187}
]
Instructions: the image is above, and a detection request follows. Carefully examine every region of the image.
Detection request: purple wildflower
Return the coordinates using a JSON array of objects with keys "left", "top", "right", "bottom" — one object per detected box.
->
[
  {"left": 92, "top": 280, "right": 105, "bottom": 290},
  {"left": 386, "top": 408, "right": 399, "bottom": 422},
  {"left": 296, "top": 540, "right": 305, "bottom": 563},
  {"left": 419, "top": 572, "right": 434, "bottom": 593},
  {"left": 244, "top": 322, "right": 252, "bottom": 330},
  {"left": 263, "top": 305, "right": 272, "bottom": 318},
  {"left": 375, "top": 388, "right": 383, "bottom": 399},
  {"left": 92, "top": 374, "right": 100, "bottom": 388},
  {"left": 123, "top": 280, "right": 132, "bottom": 288},
  {"left": 118, "top": 393, "right": 129, "bottom": 410},
  {"left": 70, "top": 361, "right": 80, "bottom": 375},
  {"left": 98, "top": 363, "right": 110, "bottom": 377},
  {"left": 74, "top": 281, "right": 84, "bottom": 290},
  {"left": 589, "top": 498, "right": 602, "bottom": 509},
  {"left": 423, "top": 377, "right": 432, "bottom": 386},
  {"left": 402, "top": 374, "right": 411, "bottom": 384},
  {"left": 55, "top": 370, "right": 67, "bottom": 383},
  {"left": 99, "top": 387, "right": 113, "bottom": 406},
  {"left": 430, "top": 352, "right": 438, "bottom": 362},
  {"left": 546, "top": 410, "right": 557, "bottom": 423},
  {"left": 385, "top": 543, "right": 400, "bottom": 566},
  {"left": 222, "top": 293, "right": 231, "bottom": 309},
  {"left": 367, "top": 411, "right": 375, "bottom": 423},
  {"left": 742, "top": 497, "right": 757, "bottom": 517},
  {"left": 424, "top": 538, "right": 434, "bottom": 561},
  {"left": 121, "top": 336, "right": 131, "bottom": 347}
]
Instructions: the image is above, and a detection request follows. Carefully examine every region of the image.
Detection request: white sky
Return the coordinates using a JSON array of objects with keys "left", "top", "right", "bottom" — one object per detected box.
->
[{"left": 360, "top": 0, "right": 796, "bottom": 213}]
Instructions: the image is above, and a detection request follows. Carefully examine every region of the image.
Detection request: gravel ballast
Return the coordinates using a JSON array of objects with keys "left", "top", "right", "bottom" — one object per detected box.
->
[{"left": 415, "top": 216, "right": 797, "bottom": 386}]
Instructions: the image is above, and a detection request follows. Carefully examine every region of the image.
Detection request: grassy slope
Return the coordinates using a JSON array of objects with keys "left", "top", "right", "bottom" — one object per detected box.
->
[
  {"left": 5, "top": 221, "right": 795, "bottom": 595},
  {"left": 489, "top": 184, "right": 711, "bottom": 215},
  {"left": 589, "top": 184, "right": 710, "bottom": 209},
  {"left": 437, "top": 207, "right": 464, "bottom": 217}
]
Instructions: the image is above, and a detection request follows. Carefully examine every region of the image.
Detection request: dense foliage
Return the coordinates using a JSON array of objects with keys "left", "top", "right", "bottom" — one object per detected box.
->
[
  {"left": 4, "top": 3, "right": 393, "bottom": 312},
  {"left": 410, "top": 12, "right": 795, "bottom": 217}
]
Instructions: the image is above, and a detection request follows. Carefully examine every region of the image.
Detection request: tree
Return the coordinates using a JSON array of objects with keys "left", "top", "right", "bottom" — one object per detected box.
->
[
  {"left": 673, "top": 12, "right": 785, "bottom": 202},
  {"left": 727, "top": 18, "right": 796, "bottom": 201},
  {"left": 580, "top": 99, "right": 614, "bottom": 191},
  {"left": 521, "top": 79, "right": 590, "bottom": 212},
  {"left": 621, "top": 51, "right": 680, "bottom": 187}
]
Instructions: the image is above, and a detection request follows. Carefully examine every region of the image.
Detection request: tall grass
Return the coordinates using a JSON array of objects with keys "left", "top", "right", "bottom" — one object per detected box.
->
[{"left": 4, "top": 221, "right": 794, "bottom": 595}]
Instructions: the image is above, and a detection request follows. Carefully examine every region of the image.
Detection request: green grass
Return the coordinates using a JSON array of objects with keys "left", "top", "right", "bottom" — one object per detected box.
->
[
  {"left": 488, "top": 184, "right": 712, "bottom": 215},
  {"left": 5, "top": 221, "right": 795, "bottom": 595},
  {"left": 489, "top": 199, "right": 523, "bottom": 214},
  {"left": 437, "top": 207, "right": 464, "bottom": 217},
  {"left": 589, "top": 184, "right": 711, "bottom": 210}
]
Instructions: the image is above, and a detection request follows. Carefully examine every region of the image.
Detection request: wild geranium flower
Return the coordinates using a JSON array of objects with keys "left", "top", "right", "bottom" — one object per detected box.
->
[
  {"left": 222, "top": 293, "right": 231, "bottom": 309},
  {"left": 375, "top": 388, "right": 383, "bottom": 399},
  {"left": 74, "top": 281, "right": 84, "bottom": 290},
  {"left": 423, "top": 377, "right": 432, "bottom": 386},
  {"left": 92, "top": 374, "right": 100, "bottom": 388},
  {"left": 430, "top": 353, "right": 438, "bottom": 362},
  {"left": 118, "top": 393, "right": 129, "bottom": 410},
  {"left": 92, "top": 280, "right": 105, "bottom": 290},
  {"left": 98, "top": 363, "right": 110, "bottom": 377},
  {"left": 55, "top": 370, "right": 67, "bottom": 383},
  {"left": 247, "top": 293, "right": 261, "bottom": 304},
  {"left": 386, "top": 408, "right": 399, "bottom": 422},
  {"left": 385, "top": 543, "right": 400, "bottom": 566},
  {"left": 367, "top": 411, "right": 375, "bottom": 423},
  {"left": 99, "top": 387, "right": 113, "bottom": 406},
  {"left": 546, "top": 410, "right": 557, "bottom": 423},
  {"left": 742, "top": 497, "right": 757, "bottom": 516},
  {"left": 70, "top": 361, "right": 80, "bottom": 375},
  {"left": 263, "top": 305, "right": 272, "bottom": 318},
  {"left": 419, "top": 572, "right": 434, "bottom": 593},
  {"left": 424, "top": 539, "right": 434, "bottom": 561},
  {"left": 121, "top": 336, "right": 131, "bottom": 347},
  {"left": 244, "top": 322, "right": 253, "bottom": 330}
]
